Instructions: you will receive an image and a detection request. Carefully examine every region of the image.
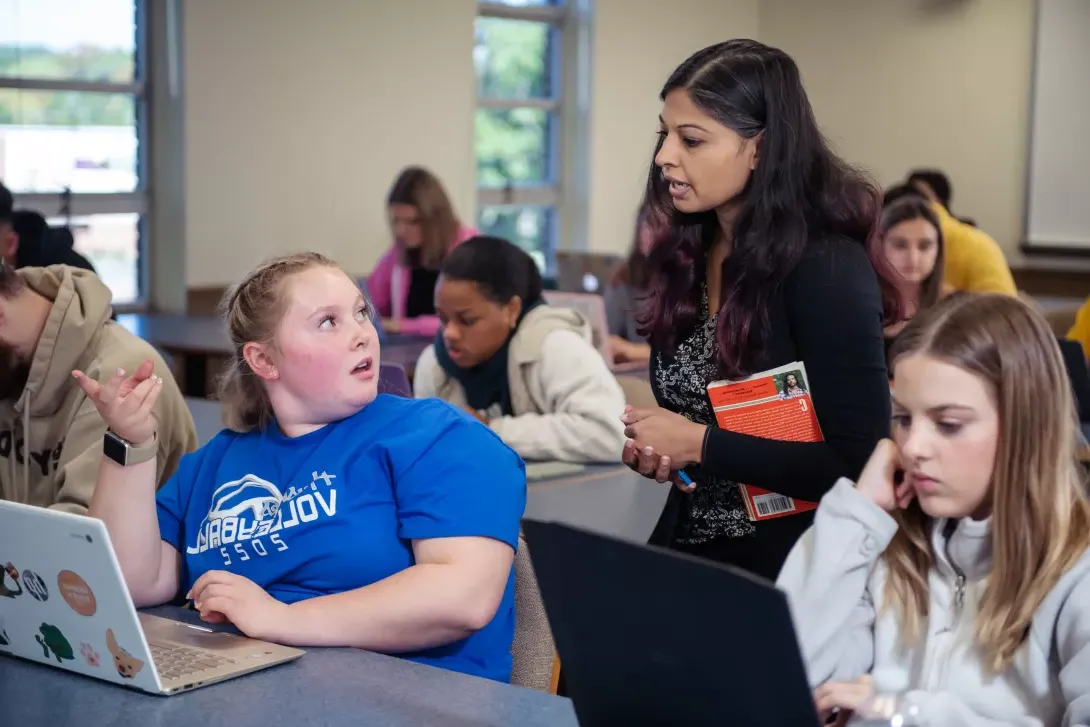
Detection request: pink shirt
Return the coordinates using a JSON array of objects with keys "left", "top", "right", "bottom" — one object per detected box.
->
[{"left": 366, "top": 225, "right": 478, "bottom": 337}]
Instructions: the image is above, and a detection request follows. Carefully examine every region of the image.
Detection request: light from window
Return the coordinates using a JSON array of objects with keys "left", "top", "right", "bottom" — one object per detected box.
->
[
  {"left": 0, "top": 0, "right": 144, "bottom": 305},
  {"left": 475, "top": 1, "right": 562, "bottom": 267},
  {"left": 478, "top": 205, "right": 552, "bottom": 272},
  {"left": 0, "top": 90, "right": 137, "bottom": 193},
  {"left": 46, "top": 213, "right": 140, "bottom": 303}
]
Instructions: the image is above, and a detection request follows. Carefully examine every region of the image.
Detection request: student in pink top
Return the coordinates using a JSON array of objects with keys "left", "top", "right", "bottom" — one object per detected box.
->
[{"left": 368, "top": 167, "right": 478, "bottom": 337}]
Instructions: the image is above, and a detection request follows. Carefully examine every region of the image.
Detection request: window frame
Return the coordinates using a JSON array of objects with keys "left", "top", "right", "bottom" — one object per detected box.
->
[
  {"left": 475, "top": 0, "right": 593, "bottom": 273},
  {"left": 0, "top": 0, "right": 149, "bottom": 310}
]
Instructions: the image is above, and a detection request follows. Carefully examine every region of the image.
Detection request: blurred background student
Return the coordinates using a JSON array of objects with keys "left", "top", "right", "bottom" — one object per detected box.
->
[
  {"left": 879, "top": 194, "right": 950, "bottom": 365},
  {"left": 885, "top": 173, "right": 1016, "bottom": 297},
  {"left": 414, "top": 235, "right": 627, "bottom": 463},
  {"left": 0, "top": 182, "right": 94, "bottom": 272},
  {"left": 605, "top": 204, "right": 657, "bottom": 367},
  {"left": 368, "top": 167, "right": 477, "bottom": 337}
]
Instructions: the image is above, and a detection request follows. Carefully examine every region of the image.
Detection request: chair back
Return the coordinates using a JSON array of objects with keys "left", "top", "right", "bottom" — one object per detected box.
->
[
  {"left": 511, "top": 535, "right": 559, "bottom": 692},
  {"left": 378, "top": 363, "right": 412, "bottom": 398},
  {"left": 542, "top": 291, "right": 610, "bottom": 361}
]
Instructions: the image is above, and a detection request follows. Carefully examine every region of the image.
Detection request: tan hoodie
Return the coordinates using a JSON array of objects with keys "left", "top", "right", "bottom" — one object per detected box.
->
[
  {"left": 413, "top": 305, "right": 627, "bottom": 463},
  {"left": 0, "top": 266, "right": 197, "bottom": 513}
]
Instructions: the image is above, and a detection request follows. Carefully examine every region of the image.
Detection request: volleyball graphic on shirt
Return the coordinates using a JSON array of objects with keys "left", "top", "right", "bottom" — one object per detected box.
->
[{"left": 186, "top": 471, "right": 338, "bottom": 559}]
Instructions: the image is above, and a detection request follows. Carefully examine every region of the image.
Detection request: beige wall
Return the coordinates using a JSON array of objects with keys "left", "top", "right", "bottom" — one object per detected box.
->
[
  {"left": 759, "top": 0, "right": 1035, "bottom": 257},
  {"left": 183, "top": 0, "right": 477, "bottom": 287},
  {"left": 586, "top": 0, "right": 760, "bottom": 255},
  {"left": 181, "top": 0, "right": 1039, "bottom": 287}
]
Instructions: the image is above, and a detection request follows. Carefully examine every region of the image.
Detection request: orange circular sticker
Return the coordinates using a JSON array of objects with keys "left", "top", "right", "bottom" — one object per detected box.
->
[{"left": 57, "top": 571, "right": 96, "bottom": 617}]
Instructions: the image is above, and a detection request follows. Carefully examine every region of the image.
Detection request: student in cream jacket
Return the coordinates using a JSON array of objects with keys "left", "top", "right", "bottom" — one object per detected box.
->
[
  {"left": 777, "top": 294, "right": 1090, "bottom": 726},
  {"left": 413, "top": 235, "right": 627, "bottom": 464}
]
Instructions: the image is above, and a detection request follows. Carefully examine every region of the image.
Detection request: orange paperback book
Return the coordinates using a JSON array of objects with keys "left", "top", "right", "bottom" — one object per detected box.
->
[{"left": 705, "top": 362, "right": 823, "bottom": 521}]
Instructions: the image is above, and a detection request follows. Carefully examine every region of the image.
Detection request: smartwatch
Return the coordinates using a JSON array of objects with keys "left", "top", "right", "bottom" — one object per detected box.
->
[{"left": 103, "top": 430, "right": 158, "bottom": 467}]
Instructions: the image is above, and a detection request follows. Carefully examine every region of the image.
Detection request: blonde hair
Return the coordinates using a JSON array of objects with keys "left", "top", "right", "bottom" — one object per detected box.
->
[
  {"left": 217, "top": 252, "right": 339, "bottom": 432},
  {"left": 386, "top": 166, "right": 460, "bottom": 270},
  {"left": 885, "top": 293, "right": 1090, "bottom": 672}
]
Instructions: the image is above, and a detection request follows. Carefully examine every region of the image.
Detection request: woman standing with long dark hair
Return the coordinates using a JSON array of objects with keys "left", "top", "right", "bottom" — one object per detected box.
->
[{"left": 620, "top": 39, "right": 897, "bottom": 580}]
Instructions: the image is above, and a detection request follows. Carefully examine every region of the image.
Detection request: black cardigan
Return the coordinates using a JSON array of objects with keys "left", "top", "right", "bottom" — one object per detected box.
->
[{"left": 651, "top": 235, "right": 891, "bottom": 503}]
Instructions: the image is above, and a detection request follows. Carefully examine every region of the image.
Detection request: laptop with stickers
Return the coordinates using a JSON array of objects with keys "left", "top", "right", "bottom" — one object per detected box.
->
[{"left": 0, "top": 499, "right": 303, "bottom": 695}]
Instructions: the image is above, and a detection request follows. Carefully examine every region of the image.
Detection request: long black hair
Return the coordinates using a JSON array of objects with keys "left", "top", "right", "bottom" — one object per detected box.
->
[{"left": 640, "top": 39, "right": 898, "bottom": 377}]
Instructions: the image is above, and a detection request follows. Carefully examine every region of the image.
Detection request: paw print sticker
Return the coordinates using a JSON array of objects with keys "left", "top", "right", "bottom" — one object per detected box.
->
[{"left": 80, "top": 642, "right": 101, "bottom": 667}]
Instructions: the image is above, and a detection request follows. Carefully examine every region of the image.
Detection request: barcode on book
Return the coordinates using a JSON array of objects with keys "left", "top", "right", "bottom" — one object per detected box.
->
[{"left": 753, "top": 493, "right": 795, "bottom": 517}]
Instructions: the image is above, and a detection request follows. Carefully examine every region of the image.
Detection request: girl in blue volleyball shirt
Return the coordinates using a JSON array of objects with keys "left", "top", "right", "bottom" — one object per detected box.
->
[{"left": 76, "top": 252, "right": 526, "bottom": 683}]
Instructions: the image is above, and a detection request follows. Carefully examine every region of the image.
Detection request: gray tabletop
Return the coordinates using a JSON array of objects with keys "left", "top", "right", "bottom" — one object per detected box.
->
[{"left": 0, "top": 606, "right": 576, "bottom": 727}]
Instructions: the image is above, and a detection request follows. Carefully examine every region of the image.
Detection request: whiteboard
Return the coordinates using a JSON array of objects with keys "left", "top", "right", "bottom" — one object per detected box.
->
[{"left": 1024, "top": 0, "right": 1090, "bottom": 250}]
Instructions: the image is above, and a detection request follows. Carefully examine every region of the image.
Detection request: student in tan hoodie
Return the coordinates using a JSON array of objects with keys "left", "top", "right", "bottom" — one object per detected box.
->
[
  {"left": 0, "top": 262, "right": 195, "bottom": 512},
  {"left": 414, "top": 235, "right": 627, "bottom": 463}
]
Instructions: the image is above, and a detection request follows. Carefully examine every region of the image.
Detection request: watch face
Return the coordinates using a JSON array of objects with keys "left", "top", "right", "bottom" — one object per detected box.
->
[{"left": 103, "top": 432, "right": 127, "bottom": 466}]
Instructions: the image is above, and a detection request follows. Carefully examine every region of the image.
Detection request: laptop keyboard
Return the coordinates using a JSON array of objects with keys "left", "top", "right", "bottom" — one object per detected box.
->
[{"left": 150, "top": 643, "right": 236, "bottom": 681}]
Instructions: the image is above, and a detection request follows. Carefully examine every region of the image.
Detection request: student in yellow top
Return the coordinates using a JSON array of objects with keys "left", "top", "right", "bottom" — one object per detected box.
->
[
  {"left": 1067, "top": 296, "right": 1090, "bottom": 359},
  {"left": 895, "top": 170, "right": 1017, "bottom": 296}
]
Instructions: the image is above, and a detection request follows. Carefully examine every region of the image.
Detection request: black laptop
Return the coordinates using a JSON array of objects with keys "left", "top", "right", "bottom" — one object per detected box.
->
[{"left": 522, "top": 519, "right": 819, "bottom": 727}]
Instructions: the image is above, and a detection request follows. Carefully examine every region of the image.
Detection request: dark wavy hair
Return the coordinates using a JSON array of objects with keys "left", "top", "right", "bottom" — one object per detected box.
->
[{"left": 639, "top": 39, "right": 898, "bottom": 378}]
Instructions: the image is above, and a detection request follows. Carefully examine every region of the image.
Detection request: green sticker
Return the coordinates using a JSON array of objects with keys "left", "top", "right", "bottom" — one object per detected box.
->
[{"left": 35, "top": 623, "right": 74, "bottom": 663}]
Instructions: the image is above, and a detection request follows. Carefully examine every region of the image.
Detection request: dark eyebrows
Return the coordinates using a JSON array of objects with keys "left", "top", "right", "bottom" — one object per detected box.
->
[{"left": 657, "top": 116, "right": 709, "bottom": 134}]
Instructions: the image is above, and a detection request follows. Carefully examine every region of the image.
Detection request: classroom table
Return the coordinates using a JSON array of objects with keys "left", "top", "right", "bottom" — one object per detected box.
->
[
  {"left": 526, "top": 464, "right": 671, "bottom": 544},
  {"left": 0, "top": 606, "right": 577, "bottom": 727},
  {"left": 118, "top": 314, "right": 431, "bottom": 397}
]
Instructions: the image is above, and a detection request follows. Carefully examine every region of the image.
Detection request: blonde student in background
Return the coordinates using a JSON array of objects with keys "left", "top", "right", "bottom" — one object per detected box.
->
[
  {"left": 367, "top": 167, "right": 477, "bottom": 337},
  {"left": 778, "top": 293, "right": 1090, "bottom": 725},
  {"left": 78, "top": 252, "right": 526, "bottom": 683}
]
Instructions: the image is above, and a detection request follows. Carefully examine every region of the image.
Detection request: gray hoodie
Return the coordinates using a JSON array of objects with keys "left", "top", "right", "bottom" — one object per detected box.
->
[{"left": 777, "top": 479, "right": 1090, "bottom": 726}]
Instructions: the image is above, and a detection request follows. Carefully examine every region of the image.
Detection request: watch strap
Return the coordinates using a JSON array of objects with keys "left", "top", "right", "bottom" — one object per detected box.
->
[{"left": 104, "top": 430, "right": 158, "bottom": 466}]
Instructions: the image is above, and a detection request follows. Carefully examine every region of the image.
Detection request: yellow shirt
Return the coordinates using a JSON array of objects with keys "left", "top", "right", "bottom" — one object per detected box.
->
[
  {"left": 933, "top": 204, "right": 1017, "bottom": 296},
  {"left": 1068, "top": 296, "right": 1090, "bottom": 359}
]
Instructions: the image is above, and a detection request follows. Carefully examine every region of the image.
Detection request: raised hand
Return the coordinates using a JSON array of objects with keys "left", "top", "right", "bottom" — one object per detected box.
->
[{"left": 72, "top": 360, "right": 163, "bottom": 445}]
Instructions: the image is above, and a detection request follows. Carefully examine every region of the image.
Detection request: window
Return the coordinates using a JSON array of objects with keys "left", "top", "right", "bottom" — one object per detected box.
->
[
  {"left": 0, "top": 0, "right": 146, "bottom": 305},
  {"left": 474, "top": 0, "right": 589, "bottom": 274}
]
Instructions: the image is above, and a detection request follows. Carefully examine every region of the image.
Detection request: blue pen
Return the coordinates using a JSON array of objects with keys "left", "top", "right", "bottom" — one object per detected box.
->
[{"left": 676, "top": 469, "right": 695, "bottom": 489}]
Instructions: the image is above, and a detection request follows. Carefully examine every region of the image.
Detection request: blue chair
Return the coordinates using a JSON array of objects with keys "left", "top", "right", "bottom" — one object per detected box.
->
[{"left": 379, "top": 363, "right": 411, "bottom": 398}]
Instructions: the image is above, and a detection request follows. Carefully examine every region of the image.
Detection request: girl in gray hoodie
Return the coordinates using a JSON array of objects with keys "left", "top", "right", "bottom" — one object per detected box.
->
[{"left": 778, "top": 293, "right": 1090, "bottom": 726}]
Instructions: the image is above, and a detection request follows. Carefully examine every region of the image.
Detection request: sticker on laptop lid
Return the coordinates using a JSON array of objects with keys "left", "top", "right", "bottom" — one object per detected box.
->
[
  {"left": 58, "top": 570, "right": 97, "bottom": 617},
  {"left": 106, "top": 628, "right": 145, "bottom": 679},
  {"left": 80, "top": 642, "right": 101, "bottom": 667},
  {"left": 0, "top": 562, "right": 23, "bottom": 599},
  {"left": 36, "top": 623, "right": 74, "bottom": 664},
  {"left": 22, "top": 570, "right": 48, "bottom": 602}
]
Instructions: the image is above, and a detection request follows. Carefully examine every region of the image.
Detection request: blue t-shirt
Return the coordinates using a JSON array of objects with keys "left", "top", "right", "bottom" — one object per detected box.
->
[{"left": 156, "top": 395, "right": 526, "bottom": 682}]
